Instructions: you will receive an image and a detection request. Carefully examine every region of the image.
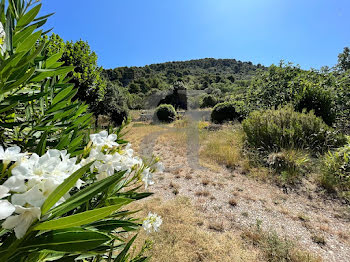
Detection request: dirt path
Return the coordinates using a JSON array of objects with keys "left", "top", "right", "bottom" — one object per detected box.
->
[{"left": 129, "top": 123, "right": 350, "bottom": 262}]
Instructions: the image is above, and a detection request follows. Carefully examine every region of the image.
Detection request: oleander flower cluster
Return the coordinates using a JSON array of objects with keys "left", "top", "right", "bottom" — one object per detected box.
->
[
  {"left": 0, "top": 146, "right": 82, "bottom": 238},
  {"left": 82, "top": 130, "right": 164, "bottom": 188},
  {"left": 142, "top": 212, "right": 163, "bottom": 234},
  {"left": 0, "top": 131, "right": 163, "bottom": 239}
]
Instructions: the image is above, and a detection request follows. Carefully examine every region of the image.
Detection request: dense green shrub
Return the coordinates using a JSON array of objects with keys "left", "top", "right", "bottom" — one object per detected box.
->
[
  {"left": 211, "top": 102, "right": 242, "bottom": 124},
  {"left": 295, "top": 86, "right": 335, "bottom": 126},
  {"left": 242, "top": 106, "right": 346, "bottom": 153},
  {"left": 200, "top": 94, "right": 218, "bottom": 108},
  {"left": 155, "top": 104, "right": 176, "bottom": 122},
  {"left": 321, "top": 143, "right": 350, "bottom": 199}
]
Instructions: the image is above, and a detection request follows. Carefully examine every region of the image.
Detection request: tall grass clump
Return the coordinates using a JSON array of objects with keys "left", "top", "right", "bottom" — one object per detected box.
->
[
  {"left": 242, "top": 106, "right": 345, "bottom": 154},
  {"left": 242, "top": 222, "right": 321, "bottom": 262},
  {"left": 321, "top": 142, "right": 350, "bottom": 200},
  {"left": 267, "top": 149, "right": 310, "bottom": 182}
]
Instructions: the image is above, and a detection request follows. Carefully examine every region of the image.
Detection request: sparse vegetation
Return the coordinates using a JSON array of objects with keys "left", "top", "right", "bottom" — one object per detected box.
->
[
  {"left": 242, "top": 223, "right": 321, "bottom": 262},
  {"left": 200, "top": 125, "right": 248, "bottom": 169},
  {"left": 311, "top": 234, "right": 326, "bottom": 246},
  {"left": 132, "top": 197, "right": 259, "bottom": 262}
]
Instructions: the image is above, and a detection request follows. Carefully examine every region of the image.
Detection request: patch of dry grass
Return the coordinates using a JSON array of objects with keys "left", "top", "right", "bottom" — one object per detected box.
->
[
  {"left": 199, "top": 125, "right": 249, "bottom": 170},
  {"left": 228, "top": 198, "right": 238, "bottom": 207},
  {"left": 173, "top": 117, "right": 190, "bottom": 128},
  {"left": 201, "top": 178, "right": 210, "bottom": 186},
  {"left": 195, "top": 190, "right": 210, "bottom": 197},
  {"left": 208, "top": 221, "right": 224, "bottom": 232},
  {"left": 131, "top": 197, "right": 259, "bottom": 262},
  {"left": 242, "top": 225, "right": 322, "bottom": 262},
  {"left": 129, "top": 110, "right": 143, "bottom": 121},
  {"left": 125, "top": 122, "right": 164, "bottom": 151}
]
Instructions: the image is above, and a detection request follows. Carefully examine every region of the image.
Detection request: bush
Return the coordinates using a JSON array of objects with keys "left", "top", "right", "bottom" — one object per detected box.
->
[
  {"left": 155, "top": 104, "right": 176, "bottom": 122},
  {"left": 321, "top": 143, "right": 350, "bottom": 199},
  {"left": 211, "top": 102, "right": 242, "bottom": 124},
  {"left": 295, "top": 86, "right": 335, "bottom": 126},
  {"left": 200, "top": 94, "right": 218, "bottom": 108},
  {"left": 242, "top": 106, "right": 346, "bottom": 153}
]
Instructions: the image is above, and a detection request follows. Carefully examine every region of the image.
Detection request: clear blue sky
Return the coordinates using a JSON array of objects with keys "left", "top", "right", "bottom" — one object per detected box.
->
[{"left": 40, "top": 0, "right": 350, "bottom": 69}]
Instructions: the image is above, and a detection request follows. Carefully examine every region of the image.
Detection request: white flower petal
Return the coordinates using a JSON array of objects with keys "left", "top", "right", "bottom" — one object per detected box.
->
[
  {"left": 4, "top": 206, "right": 41, "bottom": 239},
  {"left": 0, "top": 185, "right": 10, "bottom": 199},
  {"left": 0, "top": 200, "right": 15, "bottom": 220},
  {"left": 3, "top": 176, "right": 27, "bottom": 193},
  {"left": 2, "top": 215, "right": 20, "bottom": 230},
  {"left": 6, "top": 146, "right": 21, "bottom": 155}
]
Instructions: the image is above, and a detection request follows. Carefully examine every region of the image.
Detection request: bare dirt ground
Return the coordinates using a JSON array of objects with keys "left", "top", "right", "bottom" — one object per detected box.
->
[{"left": 127, "top": 123, "right": 350, "bottom": 262}]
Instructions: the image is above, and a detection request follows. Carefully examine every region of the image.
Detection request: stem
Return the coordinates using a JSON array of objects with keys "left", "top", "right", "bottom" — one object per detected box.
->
[
  {"left": 1, "top": 236, "right": 25, "bottom": 261},
  {"left": 0, "top": 162, "right": 9, "bottom": 182},
  {"left": 1, "top": 227, "right": 36, "bottom": 261}
]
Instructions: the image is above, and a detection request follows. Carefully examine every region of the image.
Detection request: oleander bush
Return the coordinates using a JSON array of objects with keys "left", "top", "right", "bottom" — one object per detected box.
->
[
  {"left": 211, "top": 102, "right": 242, "bottom": 124},
  {"left": 0, "top": 1, "right": 162, "bottom": 261},
  {"left": 242, "top": 106, "right": 346, "bottom": 154},
  {"left": 155, "top": 104, "right": 176, "bottom": 123},
  {"left": 321, "top": 142, "right": 350, "bottom": 199}
]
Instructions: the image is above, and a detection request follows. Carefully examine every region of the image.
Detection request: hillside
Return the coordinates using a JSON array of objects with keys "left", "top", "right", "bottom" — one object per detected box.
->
[
  {"left": 103, "top": 58, "right": 265, "bottom": 90},
  {"left": 102, "top": 58, "right": 266, "bottom": 109}
]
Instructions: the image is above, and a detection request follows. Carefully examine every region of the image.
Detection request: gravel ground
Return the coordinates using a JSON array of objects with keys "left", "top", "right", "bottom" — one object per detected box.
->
[{"left": 130, "top": 124, "right": 350, "bottom": 262}]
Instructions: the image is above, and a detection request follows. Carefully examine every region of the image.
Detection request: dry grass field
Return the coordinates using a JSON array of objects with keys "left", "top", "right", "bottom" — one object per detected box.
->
[{"left": 125, "top": 119, "right": 350, "bottom": 262}]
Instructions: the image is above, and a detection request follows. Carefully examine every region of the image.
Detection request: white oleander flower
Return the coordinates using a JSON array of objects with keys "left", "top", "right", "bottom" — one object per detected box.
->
[
  {"left": 1, "top": 148, "right": 80, "bottom": 239},
  {"left": 0, "top": 186, "right": 15, "bottom": 220},
  {"left": 124, "top": 143, "right": 134, "bottom": 157},
  {"left": 0, "top": 22, "right": 5, "bottom": 54},
  {"left": 2, "top": 205, "right": 41, "bottom": 239},
  {"left": 97, "top": 153, "right": 122, "bottom": 177},
  {"left": 142, "top": 212, "right": 162, "bottom": 234},
  {"left": 141, "top": 168, "right": 154, "bottom": 189},
  {"left": 0, "top": 146, "right": 24, "bottom": 165},
  {"left": 10, "top": 150, "right": 81, "bottom": 189},
  {"left": 90, "top": 131, "right": 118, "bottom": 148}
]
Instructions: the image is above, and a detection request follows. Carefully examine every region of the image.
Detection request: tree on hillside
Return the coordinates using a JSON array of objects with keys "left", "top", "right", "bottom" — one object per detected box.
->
[{"left": 337, "top": 47, "right": 350, "bottom": 73}]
